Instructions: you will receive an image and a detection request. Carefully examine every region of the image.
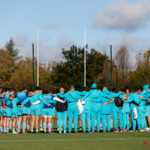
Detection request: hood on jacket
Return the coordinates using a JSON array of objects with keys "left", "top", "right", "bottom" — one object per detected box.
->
[
  {"left": 92, "top": 83, "right": 97, "bottom": 89},
  {"left": 103, "top": 88, "right": 110, "bottom": 95},
  {"left": 143, "top": 85, "right": 149, "bottom": 90},
  {"left": 90, "top": 90, "right": 100, "bottom": 99}
]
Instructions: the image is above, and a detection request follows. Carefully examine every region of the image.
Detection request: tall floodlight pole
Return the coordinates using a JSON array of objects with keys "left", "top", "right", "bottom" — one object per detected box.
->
[
  {"left": 84, "top": 28, "right": 87, "bottom": 88},
  {"left": 37, "top": 28, "right": 40, "bottom": 87},
  {"left": 110, "top": 45, "right": 113, "bottom": 90},
  {"left": 32, "top": 43, "right": 35, "bottom": 91}
]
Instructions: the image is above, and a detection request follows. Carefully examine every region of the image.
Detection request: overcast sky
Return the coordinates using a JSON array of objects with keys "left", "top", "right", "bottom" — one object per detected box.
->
[{"left": 1, "top": 0, "right": 150, "bottom": 68}]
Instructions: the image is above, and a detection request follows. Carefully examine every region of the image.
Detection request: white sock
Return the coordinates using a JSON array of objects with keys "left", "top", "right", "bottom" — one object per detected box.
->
[
  {"left": 40, "top": 123, "right": 43, "bottom": 128},
  {"left": 9, "top": 120, "right": 12, "bottom": 129},
  {"left": 111, "top": 118, "right": 113, "bottom": 129},
  {"left": 27, "top": 124, "right": 30, "bottom": 129},
  {"left": 72, "top": 123, "right": 74, "bottom": 128},
  {"left": 95, "top": 120, "right": 97, "bottom": 126},
  {"left": 13, "top": 128, "right": 16, "bottom": 133},
  {"left": 48, "top": 123, "right": 52, "bottom": 133}
]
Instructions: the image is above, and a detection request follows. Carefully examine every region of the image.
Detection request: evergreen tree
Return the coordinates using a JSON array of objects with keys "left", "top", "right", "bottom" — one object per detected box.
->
[{"left": 5, "top": 38, "right": 21, "bottom": 61}]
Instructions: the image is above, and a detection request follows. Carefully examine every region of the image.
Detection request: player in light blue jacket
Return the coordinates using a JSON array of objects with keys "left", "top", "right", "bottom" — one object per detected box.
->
[
  {"left": 110, "top": 89, "right": 122, "bottom": 132},
  {"left": 67, "top": 89, "right": 81, "bottom": 133},
  {"left": 101, "top": 88, "right": 122, "bottom": 132},
  {"left": 56, "top": 86, "right": 81, "bottom": 133},
  {"left": 3, "top": 92, "right": 13, "bottom": 133},
  {"left": 42, "top": 93, "right": 56, "bottom": 133},
  {"left": 101, "top": 88, "right": 114, "bottom": 132},
  {"left": 129, "top": 90, "right": 142, "bottom": 131},
  {"left": 88, "top": 83, "right": 112, "bottom": 132},
  {"left": 121, "top": 91, "right": 132, "bottom": 132},
  {"left": 17, "top": 90, "right": 28, "bottom": 133},
  {"left": 21, "top": 88, "right": 47, "bottom": 133},
  {"left": 80, "top": 85, "right": 93, "bottom": 133},
  {"left": 145, "top": 89, "right": 150, "bottom": 129},
  {"left": 139, "top": 85, "right": 149, "bottom": 131},
  {"left": 10, "top": 94, "right": 19, "bottom": 134},
  {"left": 0, "top": 93, "right": 4, "bottom": 133}
]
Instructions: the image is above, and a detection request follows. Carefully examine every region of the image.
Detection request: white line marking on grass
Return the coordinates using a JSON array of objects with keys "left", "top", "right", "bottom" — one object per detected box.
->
[{"left": 0, "top": 138, "right": 150, "bottom": 143}]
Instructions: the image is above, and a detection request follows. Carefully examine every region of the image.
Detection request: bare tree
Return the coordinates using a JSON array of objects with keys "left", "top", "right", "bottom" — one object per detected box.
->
[
  {"left": 135, "top": 51, "right": 144, "bottom": 68},
  {"left": 115, "top": 46, "right": 130, "bottom": 77},
  {"left": 136, "top": 50, "right": 150, "bottom": 68}
]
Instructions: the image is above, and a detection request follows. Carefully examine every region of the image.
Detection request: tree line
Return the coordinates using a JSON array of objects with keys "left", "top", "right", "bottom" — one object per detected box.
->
[{"left": 0, "top": 39, "right": 150, "bottom": 92}]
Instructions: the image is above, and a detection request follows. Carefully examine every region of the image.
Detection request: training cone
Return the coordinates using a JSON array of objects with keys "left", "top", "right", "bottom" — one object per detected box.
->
[{"left": 143, "top": 142, "right": 148, "bottom": 145}]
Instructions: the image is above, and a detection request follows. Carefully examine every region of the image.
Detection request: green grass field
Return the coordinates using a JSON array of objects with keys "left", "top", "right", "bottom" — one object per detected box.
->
[{"left": 0, "top": 132, "right": 150, "bottom": 150}]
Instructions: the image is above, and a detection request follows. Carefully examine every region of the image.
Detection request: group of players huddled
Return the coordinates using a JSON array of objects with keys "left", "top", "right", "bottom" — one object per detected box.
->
[{"left": 0, "top": 83, "right": 150, "bottom": 134}]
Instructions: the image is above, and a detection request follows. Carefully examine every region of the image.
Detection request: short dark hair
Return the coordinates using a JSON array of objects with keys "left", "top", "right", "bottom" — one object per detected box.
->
[
  {"left": 35, "top": 87, "right": 41, "bottom": 91},
  {"left": 111, "top": 88, "right": 117, "bottom": 93},
  {"left": 130, "top": 88, "right": 135, "bottom": 93},
  {"left": 82, "top": 87, "right": 86, "bottom": 91}
]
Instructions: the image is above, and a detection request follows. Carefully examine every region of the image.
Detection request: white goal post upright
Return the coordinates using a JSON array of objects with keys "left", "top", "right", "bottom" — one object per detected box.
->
[
  {"left": 37, "top": 28, "right": 40, "bottom": 87},
  {"left": 84, "top": 28, "right": 86, "bottom": 88}
]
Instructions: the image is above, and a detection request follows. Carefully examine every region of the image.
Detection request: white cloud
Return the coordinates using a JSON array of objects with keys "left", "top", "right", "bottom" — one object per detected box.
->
[
  {"left": 38, "top": 40, "right": 73, "bottom": 63},
  {"left": 7, "top": 33, "right": 150, "bottom": 70},
  {"left": 91, "top": 33, "right": 150, "bottom": 70},
  {"left": 93, "top": 0, "right": 150, "bottom": 31},
  {"left": 13, "top": 34, "right": 73, "bottom": 63},
  {"left": 113, "top": 34, "right": 150, "bottom": 70},
  {"left": 14, "top": 33, "right": 30, "bottom": 46}
]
